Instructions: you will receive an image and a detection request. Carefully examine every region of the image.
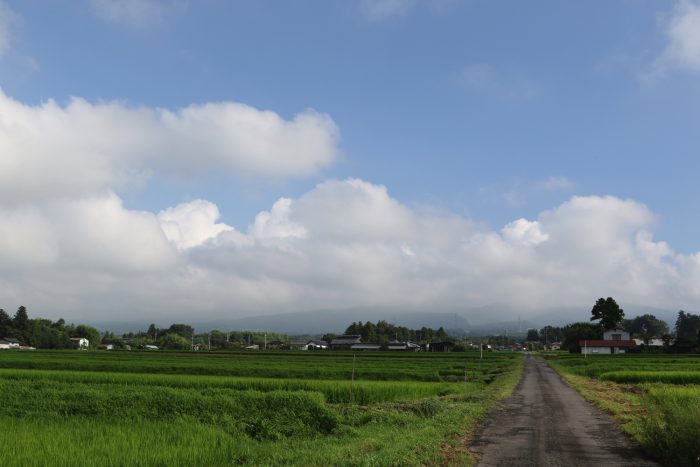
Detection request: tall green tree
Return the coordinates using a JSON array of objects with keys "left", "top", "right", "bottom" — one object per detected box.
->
[
  {"left": 590, "top": 297, "right": 624, "bottom": 330},
  {"left": 0, "top": 309, "right": 11, "bottom": 337},
  {"left": 160, "top": 333, "right": 191, "bottom": 350},
  {"left": 625, "top": 314, "right": 669, "bottom": 345},
  {"left": 13, "top": 306, "right": 30, "bottom": 342},
  {"left": 675, "top": 311, "right": 700, "bottom": 339},
  {"left": 526, "top": 329, "right": 540, "bottom": 342},
  {"left": 168, "top": 324, "right": 194, "bottom": 339},
  {"left": 674, "top": 311, "right": 700, "bottom": 352},
  {"left": 13, "top": 306, "right": 29, "bottom": 330},
  {"left": 562, "top": 322, "right": 600, "bottom": 353}
]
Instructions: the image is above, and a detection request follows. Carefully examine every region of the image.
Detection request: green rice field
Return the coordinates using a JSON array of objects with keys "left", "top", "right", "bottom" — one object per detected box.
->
[
  {"left": 0, "top": 350, "right": 522, "bottom": 466},
  {"left": 547, "top": 353, "right": 700, "bottom": 467}
]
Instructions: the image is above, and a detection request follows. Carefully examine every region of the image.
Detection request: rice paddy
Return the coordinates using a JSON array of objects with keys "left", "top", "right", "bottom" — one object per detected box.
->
[{"left": 0, "top": 349, "right": 522, "bottom": 466}]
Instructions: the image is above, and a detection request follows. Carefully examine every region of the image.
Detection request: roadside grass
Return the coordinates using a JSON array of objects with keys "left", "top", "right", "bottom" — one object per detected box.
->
[
  {"left": 547, "top": 354, "right": 700, "bottom": 467},
  {"left": 640, "top": 386, "right": 700, "bottom": 467},
  {"left": 600, "top": 370, "right": 700, "bottom": 385}
]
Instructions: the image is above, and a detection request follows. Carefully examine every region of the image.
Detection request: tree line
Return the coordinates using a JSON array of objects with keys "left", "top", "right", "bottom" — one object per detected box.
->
[
  {"left": 110, "top": 324, "right": 289, "bottom": 350},
  {"left": 527, "top": 297, "right": 700, "bottom": 353},
  {"left": 0, "top": 306, "right": 100, "bottom": 349},
  {"left": 336, "top": 320, "right": 449, "bottom": 344}
]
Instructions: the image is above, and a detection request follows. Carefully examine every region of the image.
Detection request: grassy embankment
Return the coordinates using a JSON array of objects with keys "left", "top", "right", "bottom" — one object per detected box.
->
[
  {"left": 545, "top": 353, "right": 700, "bottom": 467},
  {"left": 0, "top": 350, "right": 523, "bottom": 466}
]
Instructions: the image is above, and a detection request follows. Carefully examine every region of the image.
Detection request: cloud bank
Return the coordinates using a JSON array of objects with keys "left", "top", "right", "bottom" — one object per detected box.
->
[
  {"left": 1, "top": 178, "right": 699, "bottom": 322},
  {"left": 1, "top": 90, "right": 698, "bottom": 323}
]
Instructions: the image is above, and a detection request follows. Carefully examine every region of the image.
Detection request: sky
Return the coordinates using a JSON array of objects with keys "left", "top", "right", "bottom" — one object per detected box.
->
[{"left": 1, "top": 0, "right": 700, "bottom": 324}]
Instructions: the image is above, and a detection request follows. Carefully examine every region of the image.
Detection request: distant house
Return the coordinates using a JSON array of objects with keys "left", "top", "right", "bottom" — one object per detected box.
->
[
  {"left": 244, "top": 344, "right": 260, "bottom": 350},
  {"left": 2, "top": 337, "right": 20, "bottom": 349},
  {"left": 288, "top": 341, "right": 310, "bottom": 351},
  {"left": 192, "top": 343, "right": 207, "bottom": 351},
  {"left": 306, "top": 340, "right": 328, "bottom": 350},
  {"left": 633, "top": 338, "right": 665, "bottom": 347},
  {"left": 330, "top": 335, "right": 362, "bottom": 350},
  {"left": 549, "top": 342, "right": 562, "bottom": 351},
  {"left": 144, "top": 345, "right": 159, "bottom": 350},
  {"left": 580, "top": 329, "right": 636, "bottom": 355},
  {"left": 69, "top": 337, "right": 89, "bottom": 350},
  {"left": 0, "top": 339, "right": 10, "bottom": 350}
]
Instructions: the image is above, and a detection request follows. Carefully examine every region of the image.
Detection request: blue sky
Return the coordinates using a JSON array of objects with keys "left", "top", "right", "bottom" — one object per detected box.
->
[{"left": 1, "top": 0, "right": 699, "bottom": 322}]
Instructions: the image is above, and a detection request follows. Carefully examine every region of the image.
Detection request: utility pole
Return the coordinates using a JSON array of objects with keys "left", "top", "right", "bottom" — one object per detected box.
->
[
  {"left": 208, "top": 332, "right": 211, "bottom": 350},
  {"left": 351, "top": 354, "right": 357, "bottom": 405}
]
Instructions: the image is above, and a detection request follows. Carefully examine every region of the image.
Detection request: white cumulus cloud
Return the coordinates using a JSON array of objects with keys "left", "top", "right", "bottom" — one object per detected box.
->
[
  {"left": 0, "top": 89, "right": 340, "bottom": 205},
  {"left": 158, "top": 200, "right": 234, "bottom": 250},
  {"left": 1, "top": 136, "right": 699, "bottom": 322},
  {"left": 502, "top": 219, "right": 549, "bottom": 246},
  {"left": 650, "top": 0, "right": 700, "bottom": 78}
]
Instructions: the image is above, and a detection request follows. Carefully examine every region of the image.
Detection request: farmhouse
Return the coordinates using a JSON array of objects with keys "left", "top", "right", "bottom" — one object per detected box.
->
[
  {"left": 306, "top": 340, "right": 328, "bottom": 350},
  {"left": 330, "top": 335, "right": 362, "bottom": 349},
  {"left": 2, "top": 337, "right": 20, "bottom": 348},
  {"left": 580, "top": 329, "right": 636, "bottom": 355},
  {"left": 69, "top": 337, "right": 89, "bottom": 350},
  {"left": 287, "top": 341, "right": 310, "bottom": 350}
]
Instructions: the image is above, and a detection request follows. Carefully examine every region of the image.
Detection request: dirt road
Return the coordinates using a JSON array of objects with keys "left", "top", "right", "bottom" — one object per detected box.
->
[{"left": 470, "top": 354, "right": 660, "bottom": 467}]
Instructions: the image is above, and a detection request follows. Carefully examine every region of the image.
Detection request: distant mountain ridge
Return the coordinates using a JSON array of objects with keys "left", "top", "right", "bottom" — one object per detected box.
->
[{"left": 92, "top": 303, "right": 686, "bottom": 336}]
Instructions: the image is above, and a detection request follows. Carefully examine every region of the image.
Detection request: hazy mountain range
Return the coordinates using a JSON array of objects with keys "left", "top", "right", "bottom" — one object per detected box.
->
[{"left": 93, "top": 304, "right": 686, "bottom": 336}]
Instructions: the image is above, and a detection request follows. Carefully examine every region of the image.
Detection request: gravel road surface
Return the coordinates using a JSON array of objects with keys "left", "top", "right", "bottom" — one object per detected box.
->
[{"left": 470, "top": 354, "right": 660, "bottom": 467}]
